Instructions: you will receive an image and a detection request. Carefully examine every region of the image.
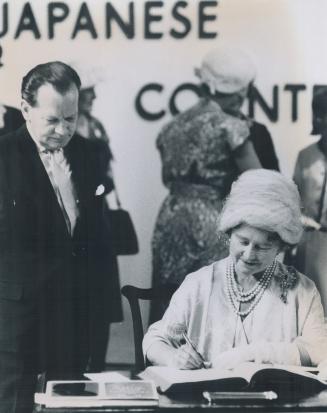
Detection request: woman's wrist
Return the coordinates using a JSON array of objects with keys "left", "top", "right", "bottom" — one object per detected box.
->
[
  {"left": 146, "top": 341, "right": 178, "bottom": 367},
  {"left": 250, "top": 341, "right": 300, "bottom": 365}
]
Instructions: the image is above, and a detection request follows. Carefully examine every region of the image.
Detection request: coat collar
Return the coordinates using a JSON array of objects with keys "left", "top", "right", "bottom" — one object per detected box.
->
[
  {"left": 15, "top": 124, "right": 53, "bottom": 198},
  {"left": 14, "top": 125, "right": 85, "bottom": 239},
  {"left": 16, "top": 125, "right": 85, "bottom": 195}
]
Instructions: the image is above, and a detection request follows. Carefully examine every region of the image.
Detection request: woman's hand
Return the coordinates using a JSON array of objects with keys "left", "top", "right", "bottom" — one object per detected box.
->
[
  {"left": 212, "top": 346, "right": 254, "bottom": 370},
  {"left": 169, "top": 344, "right": 206, "bottom": 370},
  {"left": 211, "top": 341, "right": 300, "bottom": 369}
]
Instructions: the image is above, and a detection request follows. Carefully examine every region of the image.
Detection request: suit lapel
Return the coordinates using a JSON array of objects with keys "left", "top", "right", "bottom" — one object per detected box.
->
[
  {"left": 16, "top": 126, "right": 53, "bottom": 200},
  {"left": 15, "top": 125, "right": 70, "bottom": 239},
  {"left": 64, "top": 135, "right": 89, "bottom": 208}
]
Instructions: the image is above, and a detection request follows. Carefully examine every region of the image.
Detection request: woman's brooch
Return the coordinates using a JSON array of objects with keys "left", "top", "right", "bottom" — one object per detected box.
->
[{"left": 276, "top": 264, "right": 298, "bottom": 304}]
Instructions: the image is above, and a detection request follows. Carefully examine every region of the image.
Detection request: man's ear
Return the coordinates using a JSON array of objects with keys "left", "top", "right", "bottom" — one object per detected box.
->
[{"left": 21, "top": 100, "right": 30, "bottom": 121}]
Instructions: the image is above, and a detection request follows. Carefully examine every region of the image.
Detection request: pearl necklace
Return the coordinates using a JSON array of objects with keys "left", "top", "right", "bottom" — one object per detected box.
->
[{"left": 226, "top": 258, "right": 276, "bottom": 317}]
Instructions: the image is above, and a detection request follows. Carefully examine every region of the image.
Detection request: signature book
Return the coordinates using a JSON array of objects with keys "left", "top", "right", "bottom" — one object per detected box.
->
[
  {"left": 35, "top": 380, "right": 158, "bottom": 408},
  {"left": 138, "top": 362, "right": 326, "bottom": 396}
]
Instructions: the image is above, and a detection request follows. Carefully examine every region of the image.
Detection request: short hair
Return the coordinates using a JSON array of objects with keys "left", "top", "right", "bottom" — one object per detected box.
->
[
  {"left": 21, "top": 61, "right": 81, "bottom": 106},
  {"left": 312, "top": 86, "right": 327, "bottom": 116}
]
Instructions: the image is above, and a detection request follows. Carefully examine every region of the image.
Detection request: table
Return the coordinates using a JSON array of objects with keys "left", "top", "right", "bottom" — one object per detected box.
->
[{"left": 36, "top": 389, "right": 327, "bottom": 413}]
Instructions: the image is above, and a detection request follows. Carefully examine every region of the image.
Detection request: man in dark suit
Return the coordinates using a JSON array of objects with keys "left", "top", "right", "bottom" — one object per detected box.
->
[{"left": 0, "top": 61, "right": 113, "bottom": 413}]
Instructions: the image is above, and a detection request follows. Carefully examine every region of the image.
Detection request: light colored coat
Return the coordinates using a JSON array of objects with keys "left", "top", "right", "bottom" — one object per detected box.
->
[
  {"left": 143, "top": 258, "right": 327, "bottom": 366},
  {"left": 294, "top": 142, "right": 327, "bottom": 227}
]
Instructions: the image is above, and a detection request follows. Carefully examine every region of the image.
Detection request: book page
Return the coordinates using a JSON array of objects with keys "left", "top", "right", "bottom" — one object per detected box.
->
[
  {"left": 232, "top": 362, "right": 320, "bottom": 383},
  {"left": 85, "top": 371, "right": 130, "bottom": 382},
  {"left": 140, "top": 366, "right": 240, "bottom": 389},
  {"left": 140, "top": 363, "right": 326, "bottom": 393},
  {"left": 234, "top": 362, "right": 321, "bottom": 383}
]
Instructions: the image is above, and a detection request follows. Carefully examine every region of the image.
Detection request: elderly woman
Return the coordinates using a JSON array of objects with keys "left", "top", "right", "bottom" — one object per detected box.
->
[
  {"left": 144, "top": 170, "right": 327, "bottom": 369},
  {"left": 150, "top": 46, "right": 279, "bottom": 323}
]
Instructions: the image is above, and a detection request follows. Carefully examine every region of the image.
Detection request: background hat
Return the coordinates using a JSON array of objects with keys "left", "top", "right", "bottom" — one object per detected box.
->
[
  {"left": 69, "top": 61, "right": 105, "bottom": 90},
  {"left": 195, "top": 46, "right": 256, "bottom": 94}
]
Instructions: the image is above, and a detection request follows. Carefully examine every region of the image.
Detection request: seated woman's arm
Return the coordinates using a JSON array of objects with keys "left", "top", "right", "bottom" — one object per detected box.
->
[
  {"left": 294, "top": 287, "right": 327, "bottom": 366},
  {"left": 143, "top": 275, "right": 206, "bottom": 370},
  {"left": 146, "top": 337, "right": 204, "bottom": 369}
]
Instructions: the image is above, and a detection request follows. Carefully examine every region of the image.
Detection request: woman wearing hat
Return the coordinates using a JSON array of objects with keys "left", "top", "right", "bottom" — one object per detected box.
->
[
  {"left": 150, "top": 47, "right": 279, "bottom": 323},
  {"left": 144, "top": 169, "right": 327, "bottom": 368},
  {"left": 74, "top": 64, "right": 115, "bottom": 193},
  {"left": 293, "top": 86, "right": 327, "bottom": 315},
  {"left": 72, "top": 62, "right": 123, "bottom": 372}
]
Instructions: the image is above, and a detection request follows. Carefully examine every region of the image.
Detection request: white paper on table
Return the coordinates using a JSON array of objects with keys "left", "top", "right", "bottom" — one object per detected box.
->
[{"left": 85, "top": 371, "right": 130, "bottom": 382}]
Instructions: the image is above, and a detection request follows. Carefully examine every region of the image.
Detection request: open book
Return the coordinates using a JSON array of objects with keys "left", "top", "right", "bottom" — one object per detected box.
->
[
  {"left": 35, "top": 380, "right": 158, "bottom": 408},
  {"left": 139, "top": 362, "right": 326, "bottom": 396}
]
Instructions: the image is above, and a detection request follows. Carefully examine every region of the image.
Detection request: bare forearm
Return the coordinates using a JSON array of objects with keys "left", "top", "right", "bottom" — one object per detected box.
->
[{"left": 234, "top": 140, "right": 261, "bottom": 172}]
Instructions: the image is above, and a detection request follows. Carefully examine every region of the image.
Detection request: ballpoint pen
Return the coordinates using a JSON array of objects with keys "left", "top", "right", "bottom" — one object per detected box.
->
[{"left": 182, "top": 332, "right": 207, "bottom": 369}]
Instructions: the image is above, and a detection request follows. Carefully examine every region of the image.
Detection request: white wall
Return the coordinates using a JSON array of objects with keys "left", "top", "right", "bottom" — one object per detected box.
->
[{"left": 1, "top": 0, "right": 326, "bottom": 363}]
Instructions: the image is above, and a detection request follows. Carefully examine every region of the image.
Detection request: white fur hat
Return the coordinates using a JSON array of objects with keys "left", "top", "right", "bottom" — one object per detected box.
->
[
  {"left": 218, "top": 169, "right": 303, "bottom": 245},
  {"left": 195, "top": 46, "right": 256, "bottom": 94}
]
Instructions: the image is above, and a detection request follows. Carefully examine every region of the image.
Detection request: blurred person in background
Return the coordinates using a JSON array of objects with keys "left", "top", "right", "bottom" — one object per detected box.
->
[
  {"left": 150, "top": 46, "right": 279, "bottom": 322},
  {"left": 293, "top": 86, "right": 327, "bottom": 315},
  {"left": 0, "top": 63, "right": 25, "bottom": 135},
  {"left": 0, "top": 103, "right": 24, "bottom": 136},
  {"left": 72, "top": 62, "right": 123, "bottom": 372},
  {"left": 150, "top": 46, "right": 279, "bottom": 323}
]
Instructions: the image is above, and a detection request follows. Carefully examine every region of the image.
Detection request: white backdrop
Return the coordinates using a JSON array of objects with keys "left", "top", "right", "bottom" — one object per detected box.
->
[{"left": 1, "top": 0, "right": 326, "bottom": 363}]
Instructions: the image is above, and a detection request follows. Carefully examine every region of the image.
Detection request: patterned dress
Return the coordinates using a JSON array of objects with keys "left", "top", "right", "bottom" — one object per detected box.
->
[{"left": 150, "top": 98, "right": 250, "bottom": 322}]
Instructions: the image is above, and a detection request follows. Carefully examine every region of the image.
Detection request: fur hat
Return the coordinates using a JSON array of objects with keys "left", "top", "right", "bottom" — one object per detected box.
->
[{"left": 218, "top": 169, "right": 303, "bottom": 245}]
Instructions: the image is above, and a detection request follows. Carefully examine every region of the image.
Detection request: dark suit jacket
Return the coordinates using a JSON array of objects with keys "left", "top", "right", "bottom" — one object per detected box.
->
[{"left": 0, "top": 124, "right": 113, "bottom": 374}]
